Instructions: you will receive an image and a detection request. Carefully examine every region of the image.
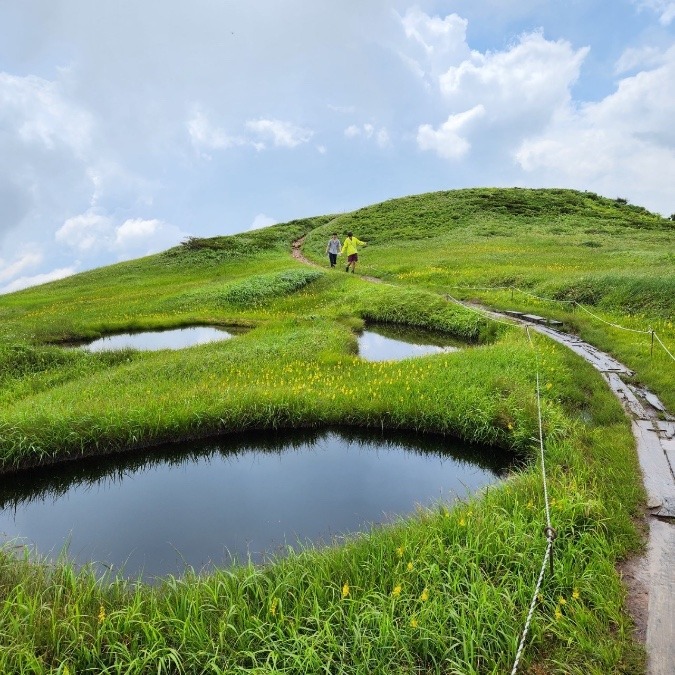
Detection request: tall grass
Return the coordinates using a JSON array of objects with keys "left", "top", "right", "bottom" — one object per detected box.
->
[{"left": 0, "top": 349, "right": 644, "bottom": 673}]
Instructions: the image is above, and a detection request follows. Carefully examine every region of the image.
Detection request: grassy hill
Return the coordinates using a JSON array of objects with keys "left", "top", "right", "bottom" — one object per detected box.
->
[{"left": 0, "top": 187, "right": 672, "bottom": 673}]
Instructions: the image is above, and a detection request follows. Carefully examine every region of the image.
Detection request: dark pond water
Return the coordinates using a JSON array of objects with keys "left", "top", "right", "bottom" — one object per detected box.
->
[
  {"left": 358, "top": 324, "right": 466, "bottom": 361},
  {"left": 79, "top": 326, "right": 240, "bottom": 351},
  {"left": 0, "top": 429, "right": 513, "bottom": 580}
]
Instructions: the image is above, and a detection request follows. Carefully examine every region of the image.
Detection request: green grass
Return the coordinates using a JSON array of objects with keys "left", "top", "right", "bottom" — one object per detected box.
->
[{"left": 1, "top": 186, "right": 670, "bottom": 672}]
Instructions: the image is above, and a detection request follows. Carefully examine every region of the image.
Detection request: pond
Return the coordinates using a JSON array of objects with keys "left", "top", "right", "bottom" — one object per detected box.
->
[
  {"left": 358, "top": 324, "right": 466, "bottom": 361},
  {"left": 0, "top": 429, "right": 514, "bottom": 580},
  {"left": 78, "top": 326, "right": 241, "bottom": 352}
]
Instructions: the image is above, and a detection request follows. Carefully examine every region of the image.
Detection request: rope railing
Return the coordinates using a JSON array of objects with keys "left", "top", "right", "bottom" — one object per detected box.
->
[
  {"left": 572, "top": 303, "right": 651, "bottom": 334},
  {"left": 446, "top": 284, "right": 674, "bottom": 362},
  {"left": 444, "top": 296, "right": 558, "bottom": 672},
  {"left": 510, "top": 327, "right": 557, "bottom": 674},
  {"left": 653, "top": 332, "right": 675, "bottom": 361}
]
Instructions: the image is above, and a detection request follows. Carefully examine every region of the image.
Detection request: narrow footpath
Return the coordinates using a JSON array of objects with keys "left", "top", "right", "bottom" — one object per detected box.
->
[{"left": 292, "top": 238, "right": 674, "bottom": 673}]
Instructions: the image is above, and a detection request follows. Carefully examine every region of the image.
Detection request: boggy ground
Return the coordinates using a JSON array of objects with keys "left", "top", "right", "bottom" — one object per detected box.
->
[{"left": 0, "top": 188, "right": 672, "bottom": 673}]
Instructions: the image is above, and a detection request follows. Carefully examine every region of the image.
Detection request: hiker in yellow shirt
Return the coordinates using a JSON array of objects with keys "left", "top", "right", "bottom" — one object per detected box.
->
[{"left": 341, "top": 231, "right": 367, "bottom": 273}]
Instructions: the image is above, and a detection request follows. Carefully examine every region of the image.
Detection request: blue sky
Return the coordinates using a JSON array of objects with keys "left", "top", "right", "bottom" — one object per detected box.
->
[{"left": 1, "top": 0, "right": 674, "bottom": 293}]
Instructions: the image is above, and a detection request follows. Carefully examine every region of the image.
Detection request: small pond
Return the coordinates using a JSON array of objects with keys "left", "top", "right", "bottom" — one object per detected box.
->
[
  {"left": 0, "top": 429, "right": 513, "bottom": 580},
  {"left": 79, "top": 326, "right": 241, "bottom": 352},
  {"left": 358, "top": 324, "right": 466, "bottom": 361}
]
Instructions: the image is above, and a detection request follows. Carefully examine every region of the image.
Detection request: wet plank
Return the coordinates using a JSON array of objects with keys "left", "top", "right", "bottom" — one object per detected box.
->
[{"left": 646, "top": 518, "right": 675, "bottom": 675}]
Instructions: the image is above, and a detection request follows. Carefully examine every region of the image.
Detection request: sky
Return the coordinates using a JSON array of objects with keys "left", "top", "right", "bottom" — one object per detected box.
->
[{"left": 1, "top": 0, "right": 674, "bottom": 293}]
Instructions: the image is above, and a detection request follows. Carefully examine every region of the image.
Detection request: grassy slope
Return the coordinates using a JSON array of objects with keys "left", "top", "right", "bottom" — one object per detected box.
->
[
  {"left": 0, "top": 188, "right": 671, "bottom": 673},
  {"left": 303, "top": 188, "right": 675, "bottom": 409}
]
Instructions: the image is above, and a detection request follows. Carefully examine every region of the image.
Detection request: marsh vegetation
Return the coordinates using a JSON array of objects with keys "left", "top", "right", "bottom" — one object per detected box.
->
[{"left": 0, "top": 188, "right": 672, "bottom": 673}]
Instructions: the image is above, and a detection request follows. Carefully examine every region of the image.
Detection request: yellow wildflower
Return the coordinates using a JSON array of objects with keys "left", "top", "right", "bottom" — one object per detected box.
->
[
  {"left": 459, "top": 517, "right": 466, "bottom": 527},
  {"left": 554, "top": 608, "right": 562, "bottom": 621},
  {"left": 546, "top": 382, "right": 553, "bottom": 390},
  {"left": 420, "top": 588, "right": 429, "bottom": 602},
  {"left": 410, "top": 617, "right": 419, "bottom": 628},
  {"left": 407, "top": 562, "right": 414, "bottom": 572},
  {"left": 396, "top": 546, "right": 404, "bottom": 558},
  {"left": 270, "top": 597, "right": 279, "bottom": 616},
  {"left": 558, "top": 596, "right": 567, "bottom": 605},
  {"left": 572, "top": 588, "right": 580, "bottom": 600},
  {"left": 342, "top": 583, "right": 350, "bottom": 599},
  {"left": 392, "top": 585, "right": 402, "bottom": 597},
  {"left": 98, "top": 605, "right": 106, "bottom": 624},
  {"left": 507, "top": 422, "right": 513, "bottom": 430}
]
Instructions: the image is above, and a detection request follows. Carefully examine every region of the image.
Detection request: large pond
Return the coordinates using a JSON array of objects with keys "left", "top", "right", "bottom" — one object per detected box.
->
[
  {"left": 79, "top": 326, "right": 241, "bottom": 352},
  {"left": 358, "top": 324, "right": 466, "bottom": 361},
  {"left": 0, "top": 429, "right": 513, "bottom": 580}
]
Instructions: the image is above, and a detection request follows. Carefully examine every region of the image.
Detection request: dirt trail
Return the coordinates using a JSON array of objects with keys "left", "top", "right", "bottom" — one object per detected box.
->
[
  {"left": 291, "top": 236, "right": 320, "bottom": 267},
  {"left": 291, "top": 236, "right": 674, "bottom": 673},
  {"left": 292, "top": 236, "right": 382, "bottom": 282}
]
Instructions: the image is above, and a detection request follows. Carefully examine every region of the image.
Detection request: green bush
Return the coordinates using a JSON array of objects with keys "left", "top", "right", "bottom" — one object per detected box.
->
[{"left": 223, "top": 270, "right": 325, "bottom": 307}]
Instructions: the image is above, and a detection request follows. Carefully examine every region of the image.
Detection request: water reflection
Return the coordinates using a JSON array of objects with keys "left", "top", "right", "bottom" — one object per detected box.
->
[
  {"left": 78, "top": 326, "right": 241, "bottom": 351},
  {"left": 0, "top": 428, "right": 515, "bottom": 580},
  {"left": 358, "top": 324, "right": 466, "bottom": 361}
]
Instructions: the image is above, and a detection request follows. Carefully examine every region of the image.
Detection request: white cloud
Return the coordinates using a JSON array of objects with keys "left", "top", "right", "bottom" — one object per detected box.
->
[
  {"left": 187, "top": 111, "right": 314, "bottom": 156},
  {"left": 249, "top": 213, "right": 278, "bottom": 231},
  {"left": 245, "top": 119, "right": 313, "bottom": 149},
  {"left": 55, "top": 211, "right": 113, "bottom": 252},
  {"left": 417, "top": 105, "right": 485, "bottom": 159},
  {"left": 1, "top": 266, "right": 77, "bottom": 295},
  {"left": 114, "top": 218, "right": 160, "bottom": 247},
  {"left": 55, "top": 211, "right": 186, "bottom": 258},
  {"left": 615, "top": 46, "right": 667, "bottom": 73},
  {"left": 397, "top": 7, "right": 470, "bottom": 83},
  {"left": 633, "top": 1, "right": 675, "bottom": 25},
  {"left": 439, "top": 31, "right": 588, "bottom": 122},
  {"left": 0, "top": 251, "right": 43, "bottom": 283},
  {"left": 114, "top": 218, "right": 186, "bottom": 256},
  {"left": 0, "top": 71, "right": 96, "bottom": 240},
  {"left": 515, "top": 45, "right": 675, "bottom": 215},
  {"left": 0, "top": 72, "right": 93, "bottom": 156},
  {"left": 187, "top": 107, "right": 243, "bottom": 155},
  {"left": 404, "top": 12, "right": 591, "bottom": 164},
  {"left": 344, "top": 123, "right": 391, "bottom": 148}
]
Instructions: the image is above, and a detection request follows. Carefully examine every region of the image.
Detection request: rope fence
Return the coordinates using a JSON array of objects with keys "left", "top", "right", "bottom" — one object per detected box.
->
[
  {"left": 444, "top": 295, "right": 558, "bottom": 672},
  {"left": 510, "top": 327, "right": 558, "bottom": 674},
  {"left": 446, "top": 284, "right": 674, "bottom": 362}
]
